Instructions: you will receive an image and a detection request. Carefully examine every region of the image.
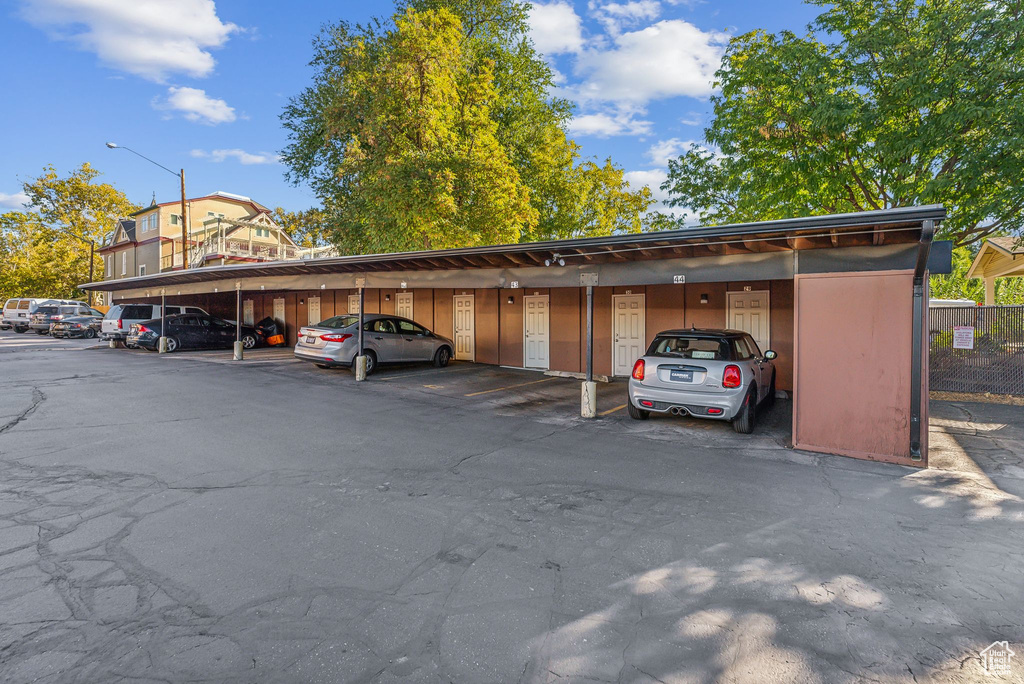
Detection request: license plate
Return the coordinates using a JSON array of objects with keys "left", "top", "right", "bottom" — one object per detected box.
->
[
  {"left": 670, "top": 370, "right": 693, "bottom": 382},
  {"left": 305, "top": 336, "right": 316, "bottom": 344}
]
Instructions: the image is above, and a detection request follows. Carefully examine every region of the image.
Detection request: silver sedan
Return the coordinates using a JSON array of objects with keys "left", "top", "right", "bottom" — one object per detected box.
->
[
  {"left": 626, "top": 329, "right": 777, "bottom": 433},
  {"left": 294, "top": 314, "right": 455, "bottom": 374}
]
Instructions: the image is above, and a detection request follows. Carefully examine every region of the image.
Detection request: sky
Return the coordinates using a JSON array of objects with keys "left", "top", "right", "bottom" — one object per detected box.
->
[{"left": 0, "top": 0, "right": 821, "bottom": 215}]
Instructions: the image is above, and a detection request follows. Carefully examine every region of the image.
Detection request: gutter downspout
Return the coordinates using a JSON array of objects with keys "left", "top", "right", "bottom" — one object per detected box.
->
[{"left": 909, "top": 219, "right": 935, "bottom": 462}]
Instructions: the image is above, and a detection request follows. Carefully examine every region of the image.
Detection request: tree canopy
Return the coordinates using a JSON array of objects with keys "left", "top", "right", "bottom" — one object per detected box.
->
[
  {"left": 662, "top": 0, "right": 1024, "bottom": 246},
  {"left": 0, "top": 163, "right": 139, "bottom": 302},
  {"left": 281, "top": 0, "right": 653, "bottom": 254}
]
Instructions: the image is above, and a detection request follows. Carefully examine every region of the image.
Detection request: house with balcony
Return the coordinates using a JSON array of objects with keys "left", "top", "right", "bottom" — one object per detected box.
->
[{"left": 99, "top": 191, "right": 303, "bottom": 282}]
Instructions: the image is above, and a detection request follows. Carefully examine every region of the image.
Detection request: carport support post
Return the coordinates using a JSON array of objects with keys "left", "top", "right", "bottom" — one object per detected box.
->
[
  {"left": 233, "top": 285, "right": 243, "bottom": 361},
  {"left": 158, "top": 291, "right": 168, "bottom": 354},
  {"left": 355, "top": 283, "right": 367, "bottom": 381},
  {"left": 582, "top": 281, "right": 597, "bottom": 418}
]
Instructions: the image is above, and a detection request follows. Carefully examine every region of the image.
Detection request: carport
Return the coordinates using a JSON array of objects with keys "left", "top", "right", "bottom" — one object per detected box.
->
[{"left": 83, "top": 205, "right": 945, "bottom": 466}]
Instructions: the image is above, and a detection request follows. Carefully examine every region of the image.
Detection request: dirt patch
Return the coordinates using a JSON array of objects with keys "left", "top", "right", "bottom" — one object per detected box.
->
[{"left": 930, "top": 390, "right": 1024, "bottom": 406}]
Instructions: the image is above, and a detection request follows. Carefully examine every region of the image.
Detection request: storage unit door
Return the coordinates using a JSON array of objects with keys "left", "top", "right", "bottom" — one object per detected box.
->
[
  {"left": 454, "top": 295, "right": 475, "bottom": 361},
  {"left": 396, "top": 292, "right": 413, "bottom": 320},
  {"left": 728, "top": 290, "right": 771, "bottom": 354},
  {"left": 308, "top": 296, "right": 321, "bottom": 326},
  {"left": 523, "top": 295, "right": 550, "bottom": 369},
  {"left": 612, "top": 294, "right": 645, "bottom": 376}
]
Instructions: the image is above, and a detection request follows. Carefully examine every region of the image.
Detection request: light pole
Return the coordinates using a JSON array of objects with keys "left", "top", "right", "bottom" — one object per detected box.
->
[{"left": 105, "top": 142, "right": 188, "bottom": 271}]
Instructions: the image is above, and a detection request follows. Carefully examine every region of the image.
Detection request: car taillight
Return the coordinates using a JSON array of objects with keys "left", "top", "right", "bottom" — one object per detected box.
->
[
  {"left": 53, "top": 315, "right": 63, "bottom": 320},
  {"left": 722, "top": 365, "right": 741, "bottom": 388},
  {"left": 320, "top": 333, "right": 352, "bottom": 343},
  {"left": 631, "top": 359, "right": 645, "bottom": 381},
  {"left": 117, "top": 319, "right": 123, "bottom": 329},
  {"left": 137, "top": 325, "right": 150, "bottom": 333}
]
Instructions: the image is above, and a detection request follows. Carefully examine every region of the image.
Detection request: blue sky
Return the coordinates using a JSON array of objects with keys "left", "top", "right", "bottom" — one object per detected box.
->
[{"left": 0, "top": 0, "right": 820, "bottom": 215}]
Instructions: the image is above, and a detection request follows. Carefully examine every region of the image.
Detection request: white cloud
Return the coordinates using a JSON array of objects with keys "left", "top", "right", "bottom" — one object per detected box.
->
[
  {"left": 623, "top": 169, "right": 671, "bottom": 204},
  {"left": 589, "top": 0, "right": 661, "bottom": 35},
  {"left": 573, "top": 20, "right": 728, "bottom": 104},
  {"left": 0, "top": 191, "right": 30, "bottom": 209},
  {"left": 569, "top": 108, "right": 652, "bottom": 137},
  {"left": 20, "top": 0, "right": 238, "bottom": 82},
  {"left": 528, "top": 1, "right": 584, "bottom": 56},
  {"left": 645, "top": 137, "right": 700, "bottom": 167},
  {"left": 191, "top": 148, "right": 279, "bottom": 165},
  {"left": 680, "top": 111, "right": 703, "bottom": 126},
  {"left": 155, "top": 87, "right": 236, "bottom": 125}
]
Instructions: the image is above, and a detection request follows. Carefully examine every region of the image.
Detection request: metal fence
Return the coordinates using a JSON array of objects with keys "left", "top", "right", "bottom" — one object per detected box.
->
[{"left": 929, "top": 305, "right": 1024, "bottom": 395}]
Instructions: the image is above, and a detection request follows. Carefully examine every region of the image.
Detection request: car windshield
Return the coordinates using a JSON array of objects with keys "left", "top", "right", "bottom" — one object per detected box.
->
[
  {"left": 648, "top": 335, "right": 733, "bottom": 361},
  {"left": 317, "top": 315, "right": 358, "bottom": 329}
]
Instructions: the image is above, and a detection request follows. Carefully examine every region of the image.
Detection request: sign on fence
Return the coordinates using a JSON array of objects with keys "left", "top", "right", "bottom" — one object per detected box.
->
[{"left": 952, "top": 326, "right": 975, "bottom": 350}]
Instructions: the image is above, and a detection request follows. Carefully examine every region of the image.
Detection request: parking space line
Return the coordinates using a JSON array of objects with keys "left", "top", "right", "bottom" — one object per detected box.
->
[
  {"left": 599, "top": 403, "right": 627, "bottom": 416},
  {"left": 464, "top": 377, "right": 558, "bottom": 397},
  {"left": 379, "top": 365, "right": 478, "bottom": 381}
]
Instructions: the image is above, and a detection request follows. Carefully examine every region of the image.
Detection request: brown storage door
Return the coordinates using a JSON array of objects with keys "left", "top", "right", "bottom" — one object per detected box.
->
[{"left": 793, "top": 271, "right": 923, "bottom": 465}]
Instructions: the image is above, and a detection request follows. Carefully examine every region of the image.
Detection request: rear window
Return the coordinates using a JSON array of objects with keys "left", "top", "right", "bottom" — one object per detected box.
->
[
  {"left": 17, "top": 300, "right": 29, "bottom": 309},
  {"left": 36, "top": 306, "right": 58, "bottom": 315},
  {"left": 59, "top": 306, "right": 80, "bottom": 315},
  {"left": 317, "top": 315, "right": 358, "bottom": 329},
  {"left": 120, "top": 305, "right": 154, "bottom": 320},
  {"left": 648, "top": 336, "right": 733, "bottom": 361}
]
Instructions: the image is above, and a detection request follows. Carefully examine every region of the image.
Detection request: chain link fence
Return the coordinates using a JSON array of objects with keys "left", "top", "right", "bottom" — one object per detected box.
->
[{"left": 929, "top": 305, "right": 1024, "bottom": 395}]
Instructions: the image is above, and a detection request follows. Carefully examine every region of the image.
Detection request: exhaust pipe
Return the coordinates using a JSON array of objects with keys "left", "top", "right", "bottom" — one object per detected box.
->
[{"left": 669, "top": 407, "right": 688, "bottom": 416}]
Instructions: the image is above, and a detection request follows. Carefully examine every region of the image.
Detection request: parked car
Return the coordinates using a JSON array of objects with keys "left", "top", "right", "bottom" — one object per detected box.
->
[
  {"left": 2, "top": 298, "right": 85, "bottom": 333},
  {"left": 29, "top": 304, "right": 104, "bottom": 335},
  {"left": 126, "top": 314, "right": 263, "bottom": 352},
  {"left": 294, "top": 314, "right": 454, "bottom": 374},
  {"left": 102, "top": 304, "right": 208, "bottom": 346},
  {"left": 51, "top": 313, "right": 104, "bottom": 339},
  {"left": 626, "top": 328, "right": 777, "bottom": 434}
]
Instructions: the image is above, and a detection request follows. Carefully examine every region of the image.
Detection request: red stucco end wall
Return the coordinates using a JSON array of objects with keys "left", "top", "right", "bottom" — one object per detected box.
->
[{"left": 793, "top": 270, "right": 926, "bottom": 466}]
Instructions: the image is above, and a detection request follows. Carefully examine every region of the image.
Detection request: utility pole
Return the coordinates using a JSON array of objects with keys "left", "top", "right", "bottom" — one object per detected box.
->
[{"left": 180, "top": 169, "right": 188, "bottom": 270}]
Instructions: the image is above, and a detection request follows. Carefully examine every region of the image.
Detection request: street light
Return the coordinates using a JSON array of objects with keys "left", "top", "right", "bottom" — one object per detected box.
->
[{"left": 105, "top": 142, "right": 189, "bottom": 271}]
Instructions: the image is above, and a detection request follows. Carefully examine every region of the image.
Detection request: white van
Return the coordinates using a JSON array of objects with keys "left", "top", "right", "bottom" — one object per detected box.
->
[
  {"left": 2, "top": 298, "right": 86, "bottom": 333},
  {"left": 102, "top": 303, "right": 208, "bottom": 345}
]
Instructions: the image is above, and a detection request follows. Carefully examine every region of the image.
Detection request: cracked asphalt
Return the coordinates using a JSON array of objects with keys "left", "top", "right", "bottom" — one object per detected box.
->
[{"left": 1, "top": 331, "right": 1022, "bottom": 683}]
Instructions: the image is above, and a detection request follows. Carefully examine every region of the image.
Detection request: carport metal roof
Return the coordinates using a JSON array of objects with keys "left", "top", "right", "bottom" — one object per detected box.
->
[{"left": 82, "top": 205, "right": 945, "bottom": 292}]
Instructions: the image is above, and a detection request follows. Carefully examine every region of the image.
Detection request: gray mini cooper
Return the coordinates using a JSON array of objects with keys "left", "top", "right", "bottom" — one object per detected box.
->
[
  {"left": 626, "top": 329, "right": 777, "bottom": 433},
  {"left": 294, "top": 313, "right": 455, "bottom": 374}
]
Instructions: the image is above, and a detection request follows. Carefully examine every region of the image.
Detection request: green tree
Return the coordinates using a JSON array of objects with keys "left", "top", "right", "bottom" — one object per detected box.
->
[
  {"left": 0, "top": 164, "right": 139, "bottom": 302},
  {"left": 930, "top": 245, "right": 1024, "bottom": 304},
  {"left": 283, "top": 8, "right": 536, "bottom": 253},
  {"left": 662, "top": 0, "right": 1024, "bottom": 245},
  {"left": 282, "top": 1, "right": 652, "bottom": 251},
  {"left": 271, "top": 207, "right": 332, "bottom": 249}
]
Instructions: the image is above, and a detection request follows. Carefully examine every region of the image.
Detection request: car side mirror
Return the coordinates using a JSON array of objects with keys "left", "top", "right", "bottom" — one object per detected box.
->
[{"left": 764, "top": 350, "right": 778, "bottom": 361}]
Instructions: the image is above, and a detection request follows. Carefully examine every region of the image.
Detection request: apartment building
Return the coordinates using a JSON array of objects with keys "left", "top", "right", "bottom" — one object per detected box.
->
[{"left": 99, "top": 191, "right": 300, "bottom": 282}]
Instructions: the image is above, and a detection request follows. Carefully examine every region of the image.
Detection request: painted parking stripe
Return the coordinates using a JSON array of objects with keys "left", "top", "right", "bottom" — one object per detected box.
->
[
  {"left": 599, "top": 403, "right": 627, "bottom": 416},
  {"left": 464, "top": 377, "right": 558, "bottom": 397},
  {"left": 379, "top": 365, "right": 478, "bottom": 381}
]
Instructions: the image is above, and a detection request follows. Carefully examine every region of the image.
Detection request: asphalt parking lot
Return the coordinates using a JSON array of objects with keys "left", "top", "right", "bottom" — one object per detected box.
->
[{"left": 1, "top": 330, "right": 1022, "bottom": 683}]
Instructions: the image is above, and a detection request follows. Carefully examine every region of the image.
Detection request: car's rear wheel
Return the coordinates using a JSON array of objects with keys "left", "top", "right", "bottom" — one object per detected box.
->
[
  {"left": 241, "top": 333, "right": 257, "bottom": 349},
  {"left": 732, "top": 386, "right": 756, "bottom": 434},
  {"left": 164, "top": 336, "right": 179, "bottom": 353},
  {"left": 84, "top": 328, "right": 96, "bottom": 339},
  {"left": 14, "top": 327, "right": 27, "bottom": 334},
  {"left": 433, "top": 346, "right": 452, "bottom": 368},
  {"left": 627, "top": 399, "right": 650, "bottom": 420}
]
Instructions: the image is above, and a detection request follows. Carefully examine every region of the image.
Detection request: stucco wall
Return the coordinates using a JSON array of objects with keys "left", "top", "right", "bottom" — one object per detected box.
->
[{"left": 792, "top": 270, "right": 925, "bottom": 465}]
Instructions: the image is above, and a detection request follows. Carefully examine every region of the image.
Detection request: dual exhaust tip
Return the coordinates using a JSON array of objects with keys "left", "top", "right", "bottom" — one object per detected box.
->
[{"left": 668, "top": 406, "right": 690, "bottom": 416}]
